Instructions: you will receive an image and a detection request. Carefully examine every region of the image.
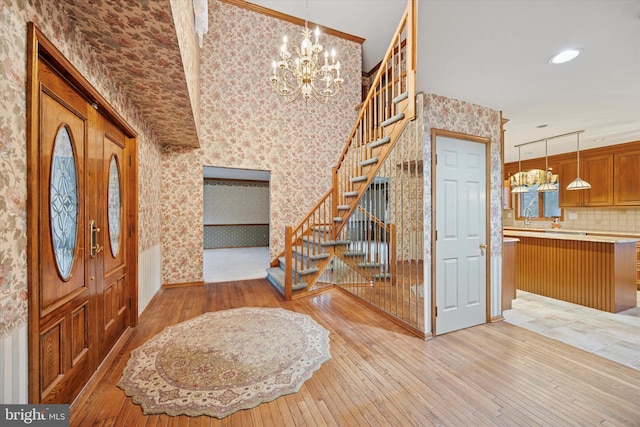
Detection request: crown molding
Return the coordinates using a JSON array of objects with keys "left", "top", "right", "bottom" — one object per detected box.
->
[{"left": 218, "top": 0, "right": 365, "bottom": 45}]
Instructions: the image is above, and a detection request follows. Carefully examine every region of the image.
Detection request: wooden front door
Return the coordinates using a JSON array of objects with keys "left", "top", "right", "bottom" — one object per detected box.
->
[{"left": 29, "top": 50, "right": 135, "bottom": 403}]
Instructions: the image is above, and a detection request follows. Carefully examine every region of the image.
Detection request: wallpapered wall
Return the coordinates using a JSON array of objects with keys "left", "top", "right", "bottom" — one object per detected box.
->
[
  {"left": 203, "top": 181, "right": 269, "bottom": 224},
  {"left": 0, "top": 0, "right": 164, "bottom": 400},
  {"left": 421, "top": 93, "right": 503, "bottom": 322},
  {"left": 160, "top": 1, "right": 362, "bottom": 284}
]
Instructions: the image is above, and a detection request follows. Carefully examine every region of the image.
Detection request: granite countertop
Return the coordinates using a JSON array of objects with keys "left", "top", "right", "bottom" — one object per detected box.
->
[
  {"left": 503, "top": 229, "right": 638, "bottom": 244},
  {"left": 503, "top": 226, "right": 640, "bottom": 239}
]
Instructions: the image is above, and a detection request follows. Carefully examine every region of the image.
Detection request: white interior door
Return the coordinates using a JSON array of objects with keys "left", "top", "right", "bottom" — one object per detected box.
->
[{"left": 435, "top": 136, "right": 487, "bottom": 335}]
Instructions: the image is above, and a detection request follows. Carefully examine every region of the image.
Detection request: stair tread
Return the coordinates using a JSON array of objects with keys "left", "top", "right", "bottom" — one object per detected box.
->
[
  {"left": 381, "top": 112, "right": 405, "bottom": 128},
  {"left": 322, "top": 239, "right": 351, "bottom": 246},
  {"left": 393, "top": 91, "right": 409, "bottom": 104},
  {"left": 344, "top": 191, "right": 359, "bottom": 197},
  {"left": 358, "top": 262, "right": 384, "bottom": 268},
  {"left": 266, "top": 267, "right": 308, "bottom": 292},
  {"left": 337, "top": 205, "right": 350, "bottom": 210},
  {"left": 369, "top": 136, "right": 391, "bottom": 149},
  {"left": 342, "top": 251, "right": 366, "bottom": 257},
  {"left": 288, "top": 249, "right": 330, "bottom": 261},
  {"left": 359, "top": 157, "right": 378, "bottom": 167}
]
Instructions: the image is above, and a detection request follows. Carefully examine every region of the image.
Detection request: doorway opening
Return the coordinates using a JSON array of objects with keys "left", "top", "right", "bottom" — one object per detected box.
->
[{"left": 203, "top": 166, "right": 270, "bottom": 282}]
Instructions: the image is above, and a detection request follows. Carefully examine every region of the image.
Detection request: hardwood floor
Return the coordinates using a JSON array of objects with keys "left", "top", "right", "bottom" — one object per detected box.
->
[{"left": 71, "top": 279, "right": 640, "bottom": 426}]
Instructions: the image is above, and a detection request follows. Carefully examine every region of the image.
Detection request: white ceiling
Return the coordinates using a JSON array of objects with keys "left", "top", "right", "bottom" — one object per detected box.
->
[{"left": 245, "top": 0, "right": 640, "bottom": 162}]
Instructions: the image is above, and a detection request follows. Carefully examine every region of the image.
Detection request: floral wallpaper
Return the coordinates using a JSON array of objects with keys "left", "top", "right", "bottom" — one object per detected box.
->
[
  {"left": 0, "top": 0, "right": 163, "bottom": 338},
  {"left": 57, "top": 0, "right": 200, "bottom": 147},
  {"left": 160, "top": 0, "right": 362, "bottom": 284},
  {"left": 421, "top": 92, "right": 503, "bottom": 261}
]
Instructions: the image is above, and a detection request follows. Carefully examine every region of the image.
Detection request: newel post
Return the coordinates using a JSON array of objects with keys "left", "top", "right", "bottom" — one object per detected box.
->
[{"left": 284, "top": 225, "right": 293, "bottom": 301}]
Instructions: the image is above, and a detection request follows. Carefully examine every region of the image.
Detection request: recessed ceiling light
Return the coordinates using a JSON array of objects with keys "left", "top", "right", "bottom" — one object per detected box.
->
[
  {"left": 594, "top": 137, "right": 606, "bottom": 142},
  {"left": 536, "top": 124, "right": 548, "bottom": 128},
  {"left": 549, "top": 49, "right": 582, "bottom": 64}
]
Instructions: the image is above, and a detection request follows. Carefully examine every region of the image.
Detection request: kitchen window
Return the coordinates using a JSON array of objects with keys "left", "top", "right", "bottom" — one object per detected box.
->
[{"left": 517, "top": 183, "right": 561, "bottom": 220}]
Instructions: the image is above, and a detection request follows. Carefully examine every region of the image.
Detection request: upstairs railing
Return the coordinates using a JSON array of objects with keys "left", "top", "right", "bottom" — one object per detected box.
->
[{"left": 274, "top": 0, "right": 417, "bottom": 300}]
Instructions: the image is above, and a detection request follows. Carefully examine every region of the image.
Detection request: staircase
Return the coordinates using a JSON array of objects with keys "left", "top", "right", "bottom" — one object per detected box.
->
[{"left": 267, "top": 0, "right": 417, "bottom": 300}]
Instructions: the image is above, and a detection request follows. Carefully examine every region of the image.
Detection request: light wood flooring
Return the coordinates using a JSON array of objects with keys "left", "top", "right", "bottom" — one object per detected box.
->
[{"left": 71, "top": 279, "right": 640, "bottom": 426}]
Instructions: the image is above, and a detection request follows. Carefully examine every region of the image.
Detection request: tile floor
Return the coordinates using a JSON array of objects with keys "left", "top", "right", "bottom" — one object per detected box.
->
[
  {"left": 504, "top": 290, "right": 640, "bottom": 371},
  {"left": 203, "top": 246, "right": 270, "bottom": 283}
]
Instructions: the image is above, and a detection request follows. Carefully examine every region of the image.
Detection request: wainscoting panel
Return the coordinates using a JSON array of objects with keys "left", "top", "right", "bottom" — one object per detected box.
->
[
  {"left": 138, "top": 244, "right": 162, "bottom": 316},
  {"left": 203, "top": 224, "right": 269, "bottom": 248},
  {"left": 0, "top": 324, "right": 28, "bottom": 403}
]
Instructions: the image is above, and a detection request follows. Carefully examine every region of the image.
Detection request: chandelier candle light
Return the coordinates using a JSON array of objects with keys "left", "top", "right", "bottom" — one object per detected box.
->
[{"left": 271, "top": 24, "right": 343, "bottom": 104}]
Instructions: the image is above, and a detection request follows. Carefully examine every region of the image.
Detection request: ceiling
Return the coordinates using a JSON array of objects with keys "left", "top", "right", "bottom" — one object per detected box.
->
[
  {"left": 246, "top": 0, "right": 640, "bottom": 162},
  {"left": 59, "top": 0, "right": 199, "bottom": 148}
]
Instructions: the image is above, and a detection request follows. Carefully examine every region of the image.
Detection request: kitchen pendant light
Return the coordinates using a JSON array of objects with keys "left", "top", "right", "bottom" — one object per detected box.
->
[
  {"left": 511, "top": 146, "right": 529, "bottom": 193},
  {"left": 537, "top": 139, "right": 557, "bottom": 192},
  {"left": 566, "top": 132, "right": 591, "bottom": 190}
]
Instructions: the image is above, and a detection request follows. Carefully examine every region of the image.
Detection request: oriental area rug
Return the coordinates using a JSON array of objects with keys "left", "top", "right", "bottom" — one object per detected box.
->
[{"left": 118, "top": 307, "right": 331, "bottom": 418}]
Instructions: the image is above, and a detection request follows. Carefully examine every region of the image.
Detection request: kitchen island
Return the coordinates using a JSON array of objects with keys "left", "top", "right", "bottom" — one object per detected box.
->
[{"left": 503, "top": 229, "right": 637, "bottom": 313}]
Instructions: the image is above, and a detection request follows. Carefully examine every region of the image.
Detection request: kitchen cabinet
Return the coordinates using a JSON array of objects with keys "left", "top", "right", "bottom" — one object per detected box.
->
[
  {"left": 558, "top": 155, "right": 613, "bottom": 207},
  {"left": 503, "top": 180, "right": 511, "bottom": 209},
  {"left": 614, "top": 150, "right": 640, "bottom": 206}
]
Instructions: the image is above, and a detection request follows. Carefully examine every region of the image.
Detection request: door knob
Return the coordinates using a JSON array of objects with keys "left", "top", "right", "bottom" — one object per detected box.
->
[{"left": 479, "top": 243, "right": 487, "bottom": 255}]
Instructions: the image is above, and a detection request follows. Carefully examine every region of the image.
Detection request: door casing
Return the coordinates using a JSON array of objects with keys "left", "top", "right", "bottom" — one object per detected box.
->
[
  {"left": 26, "top": 23, "right": 139, "bottom": 403},
  {"left": 430, "top": 128, "right": 491, "bottom": 336}
]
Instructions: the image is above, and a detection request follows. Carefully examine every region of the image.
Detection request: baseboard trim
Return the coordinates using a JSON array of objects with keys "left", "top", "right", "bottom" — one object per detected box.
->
[
  {"left": 162, "top": 280, "right": 205, "bottom": 288},
  {"left": 70, "top": 326, "right": 134, "bottom": 423},
  {"left": 491, "top": 314, "right": 505, "bottom": 322}
]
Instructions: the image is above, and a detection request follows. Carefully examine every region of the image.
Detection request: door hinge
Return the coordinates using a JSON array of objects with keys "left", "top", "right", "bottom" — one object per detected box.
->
[
  {"left": 435, "top": 154, "right": 437, "bottom": 165},
  {"left": 129, "top": 225, "right": 133, "bottom": 237},
  {"left": 129, "top": 155, "right": 132, "bottom": 167},
  {"left": 435, "top": 230, "right": 438, "bottom": 240},
  {"left": 128, "top": 297, "right": 132, "bottom": 308},
  {"left": 435, "top": 306, "right": 438, "bottom": 317}
]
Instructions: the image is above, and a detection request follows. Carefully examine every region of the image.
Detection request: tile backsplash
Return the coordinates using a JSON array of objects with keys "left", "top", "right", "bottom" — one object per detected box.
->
[
  {"left": 564, "top": 208, "right": 640, "bottom": 233},
  {"left": 512, "top": 207, "right": 640, "bottom": 233}
]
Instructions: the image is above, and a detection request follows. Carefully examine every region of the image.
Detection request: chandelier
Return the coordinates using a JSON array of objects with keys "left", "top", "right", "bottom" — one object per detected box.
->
[{"left": 270, "top": 23, "right": 343, "bottom": 104}]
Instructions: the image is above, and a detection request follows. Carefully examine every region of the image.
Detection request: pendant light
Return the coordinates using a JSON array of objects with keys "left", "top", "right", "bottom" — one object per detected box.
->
[
  {"left": 566, "top": 132, "right": 591, "bottom": 190},
  {"left": 511, "top": 146, "right": 529, "bottom": 193},
  {"left": 537, "top": 139, "right": 557, "bottom": 192}
]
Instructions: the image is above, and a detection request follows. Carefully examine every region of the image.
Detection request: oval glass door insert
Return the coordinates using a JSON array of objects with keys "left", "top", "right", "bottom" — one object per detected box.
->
[
  {"left": 108, "top": 155, "right": 122, "bottom": 257},
  {"left": 50, "top": 126, "right": 78, "bottom": 280}
]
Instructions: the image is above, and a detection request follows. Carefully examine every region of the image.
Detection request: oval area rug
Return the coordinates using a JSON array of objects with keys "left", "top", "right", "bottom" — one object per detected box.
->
[{"left": 118, "top": 307, "right": 331, "bottom": 418}]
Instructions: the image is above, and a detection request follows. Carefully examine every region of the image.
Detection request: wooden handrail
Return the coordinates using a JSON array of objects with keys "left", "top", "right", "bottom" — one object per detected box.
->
[
  {"left": 355, "top": 205, "right": 391, "bottom": 232},
  {"left": 291, "top": 187, "right": 333, "bottom": 233}
]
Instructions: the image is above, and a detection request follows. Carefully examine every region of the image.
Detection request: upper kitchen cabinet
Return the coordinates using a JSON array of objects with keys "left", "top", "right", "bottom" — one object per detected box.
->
[
  {"left": 614, "top": 151, "right": 640, "bottom": 206},
  {"left": 559, "top": 154, "right": 613, "bottom": 207}
]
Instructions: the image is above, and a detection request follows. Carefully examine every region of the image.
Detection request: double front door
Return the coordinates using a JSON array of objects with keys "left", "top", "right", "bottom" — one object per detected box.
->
[{"left": 30, "top": 55, "right": 135, "bottom": 403}]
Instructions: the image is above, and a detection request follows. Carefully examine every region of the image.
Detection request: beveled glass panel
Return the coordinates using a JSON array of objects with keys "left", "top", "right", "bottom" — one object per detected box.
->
[
  {"left": 50, "top": 126, "right": 78, "bottom": 280},
  {"left": 108, "top": 155, "right": 122, "bottom": 257}
]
